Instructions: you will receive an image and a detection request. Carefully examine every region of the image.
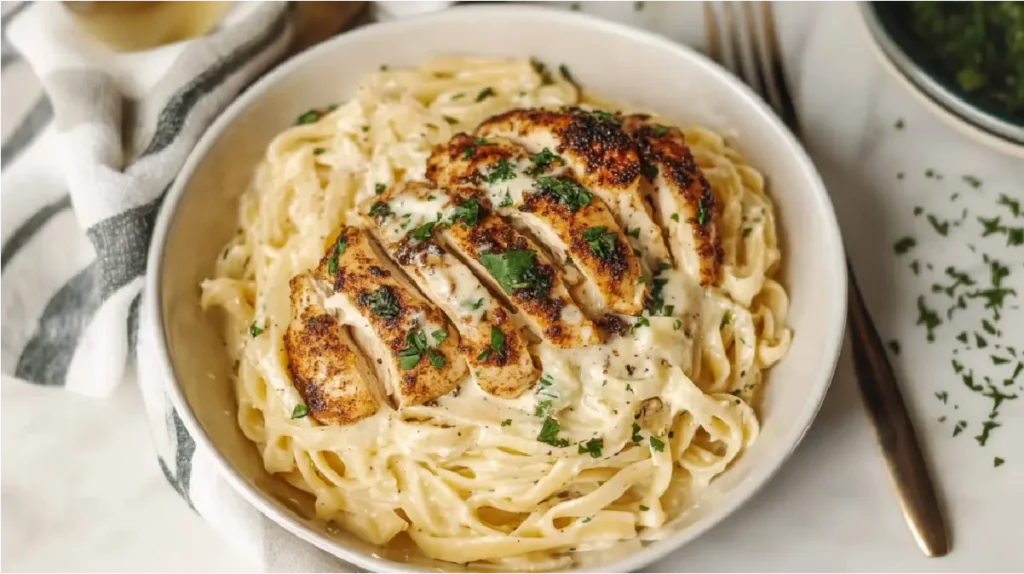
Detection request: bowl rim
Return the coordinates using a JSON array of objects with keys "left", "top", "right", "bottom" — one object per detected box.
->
[
  {"left": 144, "top": 4, "right": 847, "bottom": 572},
  {"left": 856, "top": 2, "right": 1024, "bottom": 157}
]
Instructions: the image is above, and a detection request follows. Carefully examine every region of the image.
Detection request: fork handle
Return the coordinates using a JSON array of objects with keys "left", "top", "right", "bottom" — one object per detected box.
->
[{"left": 846, "top": 260, "right": 950, "bottom": 557}]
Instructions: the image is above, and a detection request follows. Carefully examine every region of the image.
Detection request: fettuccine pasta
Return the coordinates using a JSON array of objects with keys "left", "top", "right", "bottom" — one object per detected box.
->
[{"left": 200, "top": 57, "right": 791, "bottom": 569}]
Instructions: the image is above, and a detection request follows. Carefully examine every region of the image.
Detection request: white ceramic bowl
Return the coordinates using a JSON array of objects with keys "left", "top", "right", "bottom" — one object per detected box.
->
[{"left": 144, "top": 5, "right": 847, "bottom": 572}]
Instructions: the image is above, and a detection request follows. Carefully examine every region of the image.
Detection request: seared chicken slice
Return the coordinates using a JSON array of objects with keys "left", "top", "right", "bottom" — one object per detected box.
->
[
  {"left": 284, "top": 274, "right": 384, "bottom": 425},
  {"left": 427, "top": 133, "right": 646, "bottom": 316},
  {"left": 442, "top": 212, "right": 601, "bottom": 348},
  {"left": 620, "top": 115, "right": 722, "bottom": 287},
  {"left": 312, "top": 227, "right": 468, "bottom": 407},
  {"left": 366, "top": 182, "right": 539, "bottom": 398},
  {"left": 476, "top": 107, "right": 672, "bottom": 271}
]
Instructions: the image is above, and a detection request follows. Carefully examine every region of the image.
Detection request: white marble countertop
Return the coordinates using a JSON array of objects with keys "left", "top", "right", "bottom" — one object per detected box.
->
[{"left": 3, "top": 2, "right": 1022, "bottom": 571}]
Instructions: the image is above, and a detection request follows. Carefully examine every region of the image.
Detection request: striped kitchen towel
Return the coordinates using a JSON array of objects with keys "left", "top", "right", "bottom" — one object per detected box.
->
[
  {"left": 0, "top": 2, "right": 355, "bottom": 569},
  {"left": 1, "top": 1, "right": 292, "bottom": 395},
  {"left": 1, "top": 2, "right": 426, "bottom": 570}
]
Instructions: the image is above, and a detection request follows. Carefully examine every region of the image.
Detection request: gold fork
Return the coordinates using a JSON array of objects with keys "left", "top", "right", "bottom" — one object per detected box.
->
[{"left": 702, "top": 1, "right": 950, "bottom": 557}]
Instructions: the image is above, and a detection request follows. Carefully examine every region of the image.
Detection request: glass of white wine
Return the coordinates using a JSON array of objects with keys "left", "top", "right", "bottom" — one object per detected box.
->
[{"left": 63, "top": 1, "right": 233, "bottom": 52}]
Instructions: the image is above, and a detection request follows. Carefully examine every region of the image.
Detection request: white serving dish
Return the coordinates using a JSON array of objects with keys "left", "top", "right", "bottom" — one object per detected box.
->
[{"left": 144, "top": 5, "right": 847, "bottom": 571}]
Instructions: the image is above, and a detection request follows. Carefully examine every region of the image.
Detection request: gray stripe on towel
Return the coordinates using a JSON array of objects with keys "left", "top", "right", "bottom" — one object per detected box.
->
[
  {"left": 14, "top": 262, "right": 101, "bottom": 386},
  {"left": 0, "top": 95, "right": 52, "bottom": 171},
  {"left": 0, "top": 0, "right": 34, "bottom": 31},
  {"left": 12, "top": 6, "right": 291, "bottom": 387},
  {"left": 0, "top": 195, "right": 72, "bottom": 272},
  {"left": 85, "top": 199, "right": 163, "bottom": 300},
  {"left": 159, "top": 408, "right": 197, "bottom": 509},
  {"left": 138, "top": 5, "right": 291, "bottom": 158}
]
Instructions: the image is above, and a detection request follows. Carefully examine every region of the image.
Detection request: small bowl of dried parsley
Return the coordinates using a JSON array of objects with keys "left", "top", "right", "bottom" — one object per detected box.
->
[{"left": 859, "top": 1, "right": 1024, "bottom": 155}]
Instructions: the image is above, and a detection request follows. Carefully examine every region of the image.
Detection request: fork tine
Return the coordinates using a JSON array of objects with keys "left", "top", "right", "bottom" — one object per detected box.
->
[
  {"left": 741, "top": 2, "right": 771, "bottom": 100},
  {"left": 722, "top": 3, "right": 748, "bottom": 82},
  {"left": 757, "top": 1, "right": 800, "bottom": 131},
  {"left": 703, "top": 2, "right": 723, "bottom": 64}
]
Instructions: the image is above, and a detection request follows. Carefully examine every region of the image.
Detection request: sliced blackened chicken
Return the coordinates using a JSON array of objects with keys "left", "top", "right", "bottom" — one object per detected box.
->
[
  {"left": 443, "top": 212, "right": 601, "bottom": 348},
  {"left": 475, "top": 107, "right": 673, "bottom": 271},
  {"left": 284, "top": 274, "right": 384, "bottom": 425},
  {"left": 312, "top": 227, "right": 468, "bottom": 407},
  {"left": 366, "top": 182, "right": 539, "bottom": 398},
  {"left": 427, "top": 133, "right": 646, "bottom": 316},
  {"left": 620, "top": 115, "right": 722, "bottom": 287}
]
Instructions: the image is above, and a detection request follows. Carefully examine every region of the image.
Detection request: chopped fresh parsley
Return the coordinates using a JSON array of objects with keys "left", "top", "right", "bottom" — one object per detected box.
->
[
  {"left": 476, "top": 326, "right": 507, "bottom": 362},
  {"left": 313, "top": 147, "right": 326, "bottom": 156},
  {"left": 673, "top": 319, "right": 683, "bottom": 330},
  {"left": 535, "top": 399, "right": 553, "bottom": 418},
  {"left": 643, "top": 265, "right": 671, "bottom": 316},
  {"left": 432, "top": 329, "right": 448, "bottom": 344},
  {"left": 485, "top": 158, "right": 516, "bottom": 184},
  {"left": 451, "top": 197, "right": 481, "bottom": 227},
  {"left": 427, "top": 348, "right": 445, "bottom": 369},
  {"left": 501, "top": 419, "right": 512, "bottom": 427},
  {"left": 670, "top": 213, "right": 679, "bottom": 222},
  {"left": 590, "top": 109, "right": 620, "bottom": 125},
  {"left": 893, "top": 236, "right": 917, "bottom": 255},
  {"left": 537, "top": 417, "right": 570, "bottom": 447},
  {"left": 630, "top": 422, "right": 644, "bottom": 443},
  {"left": 443, "top": 116, "right": 458, "bottom": 125},
  {"left": 625, "top": 227, "right": 641, "bottom": 239},
  {"left": 696, "top": 195, "right": 711, "bottom": 226},
  {"left": 369, "top": 201, "right": 391, "bottom": 218},
  {"left": 527, "top": 148, "right": 563, "bottom": 175},
  {"left": 536, "top": 175, "right": 592, "bottom": 211},
  {"left": 639, "top": 504, "right": 650, "bottom": 511},
  {"left": 291, "top": 404, "right": 310, "bottom": 419},
  {"left": 559, "top": 64, "right": 576, "bottom": 86},
  {"left": 927, "top": 213, "right": 950, "bottom": 236},
  {"left": 461, "top": 137, "right": 488, "bottom": 159},
  {"left": 530, "top": 58, "right": 554, "bottom": 85},
  {"left": 359, "top": 286, "right": 400, "bottom": 319},
  {"left": 475, "top": 86, "right": 496, "bottom": 102},
  {"left": 649, "top": 436, "right": 665, "bottom": 452},
  {"left": 327, "top": 235, "right": 347, "bottom": 274},
  {"left": 479, "top": 249, "right": 551, "bottom": 299},
  {"left": 582, "top": 226, "right": 619, "bottom": 261},
  {"left": 410, "top": 222, "right": 435, "bottom": 242},
  {"left": 632, "top": 315, "right": 650, "bottom": 333},
  {"left": 651, "top": 124, "right": 670, "bottom": 136},
  {"left": 578, "top": 437, "right": 604, "bottom": 458},
  {"left": 641, "top": 161, "right": 658, "bottom": 181},
  {"left": 720, "top": 311, "right": 731, "bottom": 328},
  {"left": 975, "top": 420, "right": 1000, "bottom": 446},
  {"left": 375, "top": 183, "right": 386, "bottom": 195},
  {"left": 398, "top": 328, "right": 444, "bottom": 371},
  {"left": 295, "top": 110, "right": 320, "bottom": 125},
  {"left": 916, "top": 295, "right": 942, "bottom": 342},
  {"left": 249, "top": 322, "right": 264, "bottom": 337}
]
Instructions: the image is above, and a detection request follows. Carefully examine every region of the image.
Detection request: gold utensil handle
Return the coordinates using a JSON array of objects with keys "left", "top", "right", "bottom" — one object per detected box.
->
[{"left": 846, "top": 260, "right": 950, "bottom": 557}]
